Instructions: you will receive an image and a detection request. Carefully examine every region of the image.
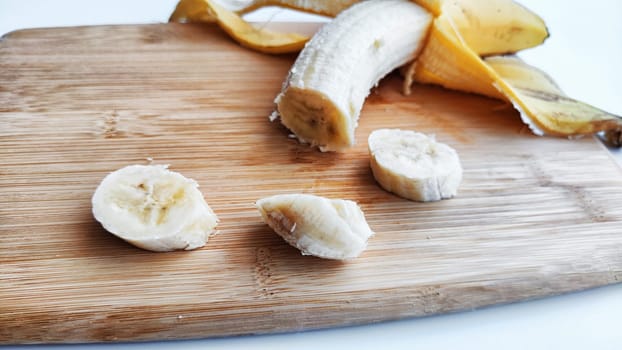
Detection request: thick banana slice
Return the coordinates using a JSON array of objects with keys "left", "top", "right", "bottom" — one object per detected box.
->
[
  {"left": 368, "top": 129, "right": 462, "bottom": 202},
  {"left": 92, "top": 164, "right": 218, "bottom": 252},
  {"left": 256, "top": 194, "right": 374, "bottom": 260},
  {"left": 274, "top": 0, "right": 432, "bottom": 151}
]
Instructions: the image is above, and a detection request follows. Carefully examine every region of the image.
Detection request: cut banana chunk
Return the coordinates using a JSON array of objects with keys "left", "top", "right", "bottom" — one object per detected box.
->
[
  {"left": 368, "top": 129, "right": 462, "bottom": 202},
  {"left": 256, "top": 194, "right": 374, "bottom": 260},
  {"left": 274, "top": 0, "right": 432, "bottom": 151},
  {"left": 92, "top": 164, "right": 218, "bottom": 252}
]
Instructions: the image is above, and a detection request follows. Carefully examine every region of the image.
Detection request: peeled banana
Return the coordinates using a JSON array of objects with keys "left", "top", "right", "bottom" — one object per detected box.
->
[
  {"left": 274, "top": 0, "right": 432, "bottom": 151},
  {"left": 91, "top": 164, "right": 219, "bottom": 252},
  {"left": 368, "top": 129, "right": 462, "bottom": 202},
  {"left": 256, "top": 194, "right": 374, "bottom": 260}
]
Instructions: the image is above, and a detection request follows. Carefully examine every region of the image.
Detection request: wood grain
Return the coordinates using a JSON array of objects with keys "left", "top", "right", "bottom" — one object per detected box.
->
[{"left": 1, "top": 23, "right": 622, "bottom": 344}]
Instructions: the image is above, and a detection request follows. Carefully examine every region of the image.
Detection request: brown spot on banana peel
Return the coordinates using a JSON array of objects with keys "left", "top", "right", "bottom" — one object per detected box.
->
[
  {"left": 603, "top": 129, "right": 622, "bottom": 148},
  {"left": 518, "top": 88, "right": 571, "bottom": 103}
]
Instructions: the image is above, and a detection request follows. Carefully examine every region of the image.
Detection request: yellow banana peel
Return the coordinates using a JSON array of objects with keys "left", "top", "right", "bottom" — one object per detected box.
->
[
  {"left": 410, "top": 3, "right": 622, "bottom": 138},
  {"left": 233, "top": 0, "right": 359, "bottom": 17},
  {"left": 170, "top": 0, "right": 309, "bottom": 54},
  {"left": 408, "top": 0, "right": 548, "bottom": 97},
  {"left": 486, "top": 55, "right": 622, "bottom": 136},
  {"left": 170, "top": 0, "right": 217, "bottom": 23}
]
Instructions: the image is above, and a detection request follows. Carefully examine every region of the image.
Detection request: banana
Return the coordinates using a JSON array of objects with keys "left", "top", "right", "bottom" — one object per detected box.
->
[
  {"left": 91, "top": 164, "right": 219, "bottom": 252},
  {"left": 274, "top": 0, "right": 432, "bottom": 151},
  {"left": 368, "top": 129, "right": 462, "bottom": 202},
  {"left": 256, "top": 194, "right": 374, "bottom": 260},
  {"left": 169, "top": 0, "right": 622, "bottom": 144}
]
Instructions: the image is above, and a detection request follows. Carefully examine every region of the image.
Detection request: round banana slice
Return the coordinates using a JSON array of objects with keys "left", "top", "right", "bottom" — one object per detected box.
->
[
  {"left": 368, "top": 129, "right": 462, "bottom": 202},
  {"left": 256, "top": 194, "right": 374, "bottom": 260},
  {"left": 92, "top": 164, "right": 218, "bottom": 252}
]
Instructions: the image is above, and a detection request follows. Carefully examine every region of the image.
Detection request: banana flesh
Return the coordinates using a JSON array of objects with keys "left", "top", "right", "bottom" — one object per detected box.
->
[
  {"left": 274, "top": 0, "right": 432, "bottom": 151},
  {"left": 91, "top": 165, "right": 219, "bottom": 252},
  {"left": 256, "top": 194, "right": 374, "bottom": 260},
  {"left": 369, "top": 129, "right": 462, "bottom": 202}
]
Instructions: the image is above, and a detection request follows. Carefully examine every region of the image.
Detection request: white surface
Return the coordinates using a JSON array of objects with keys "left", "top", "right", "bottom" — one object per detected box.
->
[{"left": 1, "top": 1, "right": 621, "bottom": 349}]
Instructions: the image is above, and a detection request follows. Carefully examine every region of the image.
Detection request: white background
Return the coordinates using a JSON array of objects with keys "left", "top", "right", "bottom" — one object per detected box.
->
[{"left": 1, "top": 1, "right": 621, "bottom": 349}]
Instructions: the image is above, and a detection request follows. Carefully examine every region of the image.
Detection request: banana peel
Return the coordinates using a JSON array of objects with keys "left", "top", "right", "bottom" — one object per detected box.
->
[
  {"left": 170, "top": 0, "right": 217, "bottom": 23},
  {"left": 170, "top": 0, "right": 309, "bottom": 54},
  {"left": 408, "top": 14, "right": 504, "bottom": 99},
  {"left": 486, "top": 55, "right": 622, "bottom": 136},
  {"left": 233, "top": 0, "right": 359, "bottom": 17},
  {"left": 169, "top": 0, "right": 622, "bottom": 144},
  {"left": 409, "top": 3, "right": 622, "bottom": 138},
  {"left": 408, "top": 0, "right": 548, "bottom": 97}
]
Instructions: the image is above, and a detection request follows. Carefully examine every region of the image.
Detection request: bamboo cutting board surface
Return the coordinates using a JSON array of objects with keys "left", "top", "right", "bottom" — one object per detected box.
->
[{"left": 1, "top": 23, "right": 622, "bottom": 344}]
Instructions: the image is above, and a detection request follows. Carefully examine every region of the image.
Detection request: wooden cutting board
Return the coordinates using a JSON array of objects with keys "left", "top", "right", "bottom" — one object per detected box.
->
[{"left": 1, "top": 23, "right": 622, "bottom": 344}]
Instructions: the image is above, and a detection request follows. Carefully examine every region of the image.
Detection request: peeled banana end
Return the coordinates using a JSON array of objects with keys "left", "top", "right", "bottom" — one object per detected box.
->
[{"left": 277, "top": 87, "right": 353, "bottom": 152}]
